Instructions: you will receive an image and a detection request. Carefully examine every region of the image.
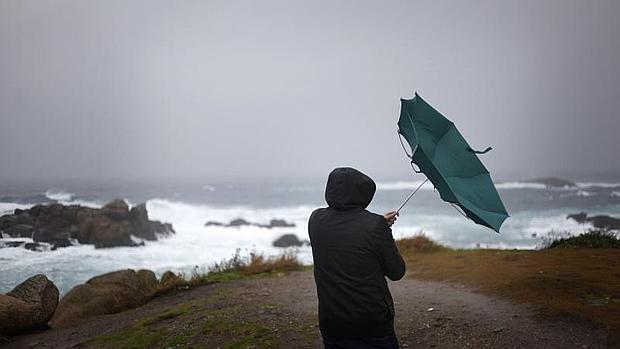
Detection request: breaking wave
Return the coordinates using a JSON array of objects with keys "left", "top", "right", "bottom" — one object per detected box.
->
[{"left": 44, "top": 189, "right": 73, "bottom": 201}]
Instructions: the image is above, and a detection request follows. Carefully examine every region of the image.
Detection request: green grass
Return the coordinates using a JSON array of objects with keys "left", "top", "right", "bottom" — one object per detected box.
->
[{"left": 201, "top": 320, "right": 276, "bottom": 349}]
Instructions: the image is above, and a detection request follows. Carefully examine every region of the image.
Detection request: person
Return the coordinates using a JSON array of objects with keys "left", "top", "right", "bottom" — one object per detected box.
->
[{"left": 308, "top": 167, "right": 406, "bottom": 349}]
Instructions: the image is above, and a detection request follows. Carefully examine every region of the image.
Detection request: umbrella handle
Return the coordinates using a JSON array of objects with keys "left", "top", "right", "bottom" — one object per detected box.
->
[{"left": 396, "top": 178, "right": 429, "bottom": 214}]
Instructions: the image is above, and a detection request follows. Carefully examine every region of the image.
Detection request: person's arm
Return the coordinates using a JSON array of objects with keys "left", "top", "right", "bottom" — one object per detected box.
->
[{"left": 371, "top": 217, "right": 406, "bottom": 281}]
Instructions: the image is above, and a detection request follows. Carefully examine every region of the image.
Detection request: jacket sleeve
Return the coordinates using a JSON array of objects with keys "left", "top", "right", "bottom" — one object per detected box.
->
[{"left": 371, "top": 217, "right": 406, "bottom": 281}]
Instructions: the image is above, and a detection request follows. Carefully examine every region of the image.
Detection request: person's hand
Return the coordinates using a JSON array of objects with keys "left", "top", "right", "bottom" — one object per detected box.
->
[{"left": 384, "top": 211, "right": 399, "bottom": 227}]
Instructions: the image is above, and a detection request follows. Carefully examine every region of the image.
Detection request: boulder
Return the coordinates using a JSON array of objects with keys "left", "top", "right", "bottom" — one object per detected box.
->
[
  {"left": 158, "top": 270, "right": 183, "bottom": 293},
  {"left": 567, "top": 212, "right": 588, "bottom": 223},
  {"left": 2, "top": 224, "right": 33, "bottom": 238},
  {"left": 204, "top": 218, "right": 296, "bottom": 229},
  {"left": 588, "top": 215, "right": 620, "bottom": 230},
  {"left": 0, "top": 274, "right": 59, "bottom": 334},
  {"left": 229, "top": 218, "right": 251, "bottom": 227},
  {"left": 205, "top": 220, "right": 225, "bottom": 227},
  {"left": 525, "top": 177, "right": 577, "bottom": 188},
  {"left": 272, "top": 234, "right": 308, "bottom": 247},
  {"left": 266, "top": 219, "right": 295, "bottom": 228},
  {"left": 567, "top": 212, "right": 620, "bottom": 230},
  {"left": 101, "top": 199, "right": 130, "bottom": 220},
  {"left": 50, "top": 269, "right": 158, "bottom": 328},
  {"left": 24, "top": 242, "right": 47, "bottom": 252}
]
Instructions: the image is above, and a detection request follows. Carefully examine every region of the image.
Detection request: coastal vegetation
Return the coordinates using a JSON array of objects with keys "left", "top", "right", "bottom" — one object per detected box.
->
[{"left": 397, "top": 232, "right": 620, "bottom": 331}]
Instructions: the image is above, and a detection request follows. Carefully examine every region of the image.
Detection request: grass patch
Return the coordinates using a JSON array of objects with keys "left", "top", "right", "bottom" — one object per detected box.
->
[
  {"left": 159, "top": 249, "right": 305, "bottom": 291},
  {"left": 401, "top": 241, "right": 620, "bottom": 330},
  {"left": 543, "top": 230, "right": 620, "bottom": 249},
  {"left": 201, "top": 320, "right": 276, "bottom": 349},
  {"left": 397, "top": 233, "right": 448, "bottom": 254}
]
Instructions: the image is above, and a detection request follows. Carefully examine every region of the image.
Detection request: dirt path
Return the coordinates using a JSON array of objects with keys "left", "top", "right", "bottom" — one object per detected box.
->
[{"left": 3, "top": 271, "right": 611, "bottom": 348}]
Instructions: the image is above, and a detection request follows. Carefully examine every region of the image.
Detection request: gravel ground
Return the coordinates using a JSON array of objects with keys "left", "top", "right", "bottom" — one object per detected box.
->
[{"left": 2, "top": 270, "right": 612, "bottom": 348}]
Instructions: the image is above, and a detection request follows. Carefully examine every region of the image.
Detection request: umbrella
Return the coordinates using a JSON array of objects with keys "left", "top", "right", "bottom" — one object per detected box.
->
[{"left": 396, "top": 92, "right": 509, "bottom": 233}]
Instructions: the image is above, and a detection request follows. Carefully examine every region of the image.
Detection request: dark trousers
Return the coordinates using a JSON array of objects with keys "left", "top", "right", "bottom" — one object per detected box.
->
[{"left": 323, "top": 334, "right": 399, "bottom": 349}]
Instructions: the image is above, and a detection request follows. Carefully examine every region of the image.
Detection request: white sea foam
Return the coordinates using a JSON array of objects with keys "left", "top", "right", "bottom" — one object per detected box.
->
[
  {"left": 0, "top": 202, "right": 32, "bottom": 215},
  {"left": 576, "top": 182, "right": 620, "bottom": 188},
  {"left": 611, "top": 191, "right": 620, "bottom": 197},
  {"left": 576, "top": 190, "right": 596, "bottom": 197},
  {"left": 495, "top": 182, "right": 548, "bottom": 189},
  {"left": 44, "top": 189, "right": 73, "bottom": 201}
]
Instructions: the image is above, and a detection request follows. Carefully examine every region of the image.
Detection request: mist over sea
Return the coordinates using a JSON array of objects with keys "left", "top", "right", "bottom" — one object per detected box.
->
[{"left": 1, "top": 177, "right": 620, "bottom": 294}]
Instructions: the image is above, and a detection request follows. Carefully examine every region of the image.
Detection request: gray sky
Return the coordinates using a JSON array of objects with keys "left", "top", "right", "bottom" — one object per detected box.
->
[{"left": 1, "top": 0, "right": 619, "bottom": 182}]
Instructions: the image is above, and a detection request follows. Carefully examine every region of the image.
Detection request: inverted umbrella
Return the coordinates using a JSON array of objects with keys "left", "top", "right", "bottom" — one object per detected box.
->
[{"left": 396, "top": 93, "right": 509, "bottom": 232}]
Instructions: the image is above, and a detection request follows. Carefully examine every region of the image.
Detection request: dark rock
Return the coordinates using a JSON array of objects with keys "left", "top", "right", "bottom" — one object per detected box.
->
[
  {"left": 205, "top": 221, "right": 225, "bottom": 227},
  {"left": 524, "top": 177, "right": 577, "bottom": 188},
  {"left": 266, "top": 219, "right": 296, "bottom": 228},
  {"left": 229, "top": 218, "right": 251, "bottom": 227},
  {"left": 588, "top": 215, "right": 620, "bottom": 230},
  {"left": 205, "top": 218, "right": 296, "bottom": 229},
  {"left": 567, "top": 212, "right": 620, "bottom": 230},
  {"left": 50, "top": 269, "right": 158, "bottom": 328},
  {"left": 567, "top": 212, "right": 588, "bottom": 224},
  {"left": 24, "top": 242, "right": 47, "bottom": 252},
  {"left": 2, "top": 224, "right": 34, "bottom": 238},
  {"left": 1, "top": 241, "right": 25, "bottom": 248},
  {"left": 101, "top": 199, "right": 130, "bottom": 220},
  {"left": 50, "top": 238, "right": 73, "bottom": 250},
  {"left": 0, "top": 199, "right": 175, "bottom": 250},
  {"left": 273, "top": 234, "right": 308, "bottom": 248},
  {"left": 0, "top": 274, "right": 59, "bottom": 334}
]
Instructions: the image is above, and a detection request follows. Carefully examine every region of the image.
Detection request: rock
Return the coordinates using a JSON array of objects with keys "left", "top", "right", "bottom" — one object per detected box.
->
[
  {"left": 0, "top": 200, "right": 175, "bottom": 250},
  {"left": 159, "top": 271, "right": 183, "bottom": 293},
  {"left": 588, "top": 215, "right": 620, "bottom": 230},
  {"left": 0, "top": 274, "right": 59, "bottom": 334},
  {"left": 49, "top": 238, "right": 73, "bottom": 250},
  {"left": 24, "top": 242, "right": 47, "bottom": 252},
  {"left": 567, "top": 212, "right": 588, "bottom": 223},
  {"left": 567, "top": 213, "right": 620, "bottom": 230},
  {"left": 205, "top": 218, "right": 296, "bottom": 229},
  {"left": 101, "top": 199, "right": 130, "bottom": 220},
  {"left": 524, "top": 177, "right": 577, "bottom": 188},
  {"left": 0, "top": 240, "right": 25, "bottom": 248},
  {"left": 272, "top": 234, "right": 308, "bottom": 247},
  {"left": 3, "top": 224, "right": 34, "bottom": 237},
  {"left": 229, "top": 218, "right": 251, "bottom": 227},
  {"left": 266, "top": 219, "right": 296, "bottom": 228},
  {"left": 205, "top": 221, "right": 225, "bottom": 227},
  {"left": 50, "top": 269, "right": 158, "bottom": 328}
]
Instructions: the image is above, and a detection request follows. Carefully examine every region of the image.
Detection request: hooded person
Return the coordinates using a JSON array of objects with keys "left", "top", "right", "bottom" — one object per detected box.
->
[{"left": 309, "top": 167, "right": 406, "bottom": 349}]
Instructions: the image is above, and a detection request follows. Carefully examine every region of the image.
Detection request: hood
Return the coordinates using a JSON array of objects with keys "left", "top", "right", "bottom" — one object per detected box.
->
[{"left": 325, "top": 167, "right": 376, "bottom": 210}]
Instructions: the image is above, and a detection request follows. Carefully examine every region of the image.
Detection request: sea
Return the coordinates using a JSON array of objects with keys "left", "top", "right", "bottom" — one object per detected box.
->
[{"left": 1, "top": 177, "right": 620, "bottom": 295}]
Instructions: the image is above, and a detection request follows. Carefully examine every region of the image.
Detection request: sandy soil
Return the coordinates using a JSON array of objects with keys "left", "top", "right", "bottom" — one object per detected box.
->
[{"left": 2, "top": 270, "right": 612, "bottom": 348}]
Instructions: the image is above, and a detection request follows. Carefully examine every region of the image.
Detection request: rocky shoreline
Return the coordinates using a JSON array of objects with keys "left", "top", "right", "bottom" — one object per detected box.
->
[
  {"left": 0, "top": 200, "right": 175, "bottom": 250},
  {"left": 205, "top": 217, "right": 295, "bottom": 229},
  {"left": 0, "top": 269, "right": 183, "bottom": 336},
  {"left": 567, "top": 212, "right": 620, "bottom": 230}
]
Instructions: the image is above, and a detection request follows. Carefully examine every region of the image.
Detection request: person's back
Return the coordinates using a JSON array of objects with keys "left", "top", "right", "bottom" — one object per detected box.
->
[{"left": 309, "top": 167, "right": 406, "bottom": 349}]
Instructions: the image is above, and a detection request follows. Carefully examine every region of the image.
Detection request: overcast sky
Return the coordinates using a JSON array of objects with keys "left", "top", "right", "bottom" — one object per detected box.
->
[{"left": 1, "top": 0, "right": 619, "bottom": 183}]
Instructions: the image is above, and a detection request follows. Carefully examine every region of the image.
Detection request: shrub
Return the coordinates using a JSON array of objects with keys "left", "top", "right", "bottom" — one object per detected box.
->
[
  {"left": 396, "top": 233, "right": 447, "bottom": 253},
  {"left": 543, "top": 230, "right": 620, "bottom": 249}
]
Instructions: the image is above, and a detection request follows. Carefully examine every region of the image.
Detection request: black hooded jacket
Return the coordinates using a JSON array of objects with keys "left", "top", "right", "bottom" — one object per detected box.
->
[{"left": 308, "top": 167, "right": 406, "bottom": 338}]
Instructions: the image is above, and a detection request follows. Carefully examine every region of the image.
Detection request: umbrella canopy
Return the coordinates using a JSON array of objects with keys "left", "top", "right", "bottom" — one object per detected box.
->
[{"left": 397, "top": 93, "right": 509, "bottom": 232}]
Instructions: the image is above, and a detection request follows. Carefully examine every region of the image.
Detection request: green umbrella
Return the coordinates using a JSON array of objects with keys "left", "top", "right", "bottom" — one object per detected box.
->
[{"left": 396, "top": 93, "right": 509, "bottom": 233}]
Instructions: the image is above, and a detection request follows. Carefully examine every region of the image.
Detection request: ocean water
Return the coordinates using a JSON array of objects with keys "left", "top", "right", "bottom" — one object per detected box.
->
[{"left": 1, "top": 178, "right": 619, "bottom": 295}]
